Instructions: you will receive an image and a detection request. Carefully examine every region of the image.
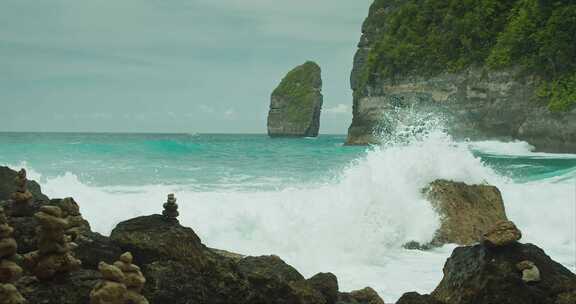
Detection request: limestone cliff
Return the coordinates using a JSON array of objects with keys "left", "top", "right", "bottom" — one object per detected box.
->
[
  {"left": 347, "top": 1, "right": 576, "bottom": 153},
  {"left": 268, "top": 61, "right": 323, "bottom": 137}
]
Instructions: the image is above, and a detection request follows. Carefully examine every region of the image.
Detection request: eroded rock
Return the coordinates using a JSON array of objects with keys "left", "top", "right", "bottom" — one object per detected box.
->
[
  {"left": 482, "top": 220, "right": 522, "bottom": 247},
  {"left": 423, "top": 180, "right": 509, "bottom": 246}
]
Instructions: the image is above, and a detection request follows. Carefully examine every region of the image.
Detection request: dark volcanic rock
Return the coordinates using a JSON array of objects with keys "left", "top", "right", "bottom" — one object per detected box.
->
[
  {"left": 423, "top": 179, "right": 509, "bottom": 246},
  {"left": 110, "top": 214, "right": 206, "bottom": 267},
  {"left": 17, "top": 269, "right": 100, "bottom": 304},
  {"left": 75, "top": 231, "right": 123, "bottom": 270},
  {"left": 337, "top": 287, "right": 385, "bottom": 304},
  {"left": 396, "top": 292, "right": 443, "bottom": 304},
  {"left": 307, "top": 273, "right": 339, "bottom": 304},
  {"left": 431, "top": 243, "right": 576, "bottom": 304},
  {"left": 267, "top": 61, "right": 323, "bottom": 137},
  {"left": 0, "top": 166, "right": 48, "bottom": 203},
  {"left": 238, "top": 255, "right": 305, "bottom": 283}
]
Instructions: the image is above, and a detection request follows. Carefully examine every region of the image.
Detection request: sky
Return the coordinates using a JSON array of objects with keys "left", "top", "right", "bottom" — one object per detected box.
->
[{"left": 0, "top": 0, "right": 372, "bottom": 134}]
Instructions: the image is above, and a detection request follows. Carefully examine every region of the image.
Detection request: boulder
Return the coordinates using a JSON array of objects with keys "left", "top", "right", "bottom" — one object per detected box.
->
[
  {"left": 307, "top": 273, "right": 339, "bottom": 304},
  {"left": 17, "top": 269, "right": 100, "bottom": 304},
  {"left": 110, "top": 214, "right": 206, "bottom": 267},
  {"left": 337, "top": 287, "right": 385, "bottom": 304},
  {"left": 482, "top": 220, "right": 522, "bottom": 247},
  {"left": 431, "top": 242, "right": 576, "bottom": 304},
  {"left": 267, "top": 61, "right": 323, "bottom": 137},
  {"left": 423, "top": 180, "right": 508, "bottom": 246},
  {"left": 396, "top": 292, "right": 443, "bottom": 304}
]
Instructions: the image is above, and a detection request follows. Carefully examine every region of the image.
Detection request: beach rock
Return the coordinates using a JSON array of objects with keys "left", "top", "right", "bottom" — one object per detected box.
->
[
  {"left": 482, "top": 220, "right": 522, "bottom": 247},
  {"left": 18, "top": 269, "right": 99, "bottom": 304},
  {"left": 0, "top": 166, "right": 48, "bottom": 204},
  {"left": 556, "top": 291, "right": 576, "bottom": 304},
  {"left": 337, "top": 287, "right": 385, "bottom": 304},
  {"left": 396, "top": 292, "right": 443, "bottom": 304},
  {"left": 55, "top": 197, "right": 91, "bottom": 241},
  {"left": 307, "top": 273, "right": 339, "bottom": 304},
  {"left": 237, "top": 255, "right": 305, "bottom": 283},
  {"left": 431, "top": 242, "right": 576, "bottom": 304},
  {"left": 423, "top": 180, "right": 509, "bottom": 246},
  {"left": 110, "top": 214, "right": 206, "bottom": 267},
  {"left": 268, "top": 61, "right": 323, "bottom": 137}
]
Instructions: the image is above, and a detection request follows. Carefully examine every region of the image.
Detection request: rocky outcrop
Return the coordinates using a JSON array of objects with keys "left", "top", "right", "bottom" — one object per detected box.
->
[
  {"left": 396, "top": 221, "right": 576, "bottom": 304},
  {"left": 423, "top": 180, "right": 509, "bottom": 246},
  {"left": 346, "top": 2, "right": 576, "bottom": 153},
  {"left": 0, "top": 166, "right": 48, "bottom": 204},
  {"left": 0, "top": 168, "right": 386, "bottom": 303},
  {"left": 268, "top": 61, "right": 323, "bottom": 137}
]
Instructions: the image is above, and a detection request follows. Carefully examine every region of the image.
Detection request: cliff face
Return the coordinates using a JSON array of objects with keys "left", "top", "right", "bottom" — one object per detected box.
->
[
  {"left": 347, "top": 1, "right": 576, "bottom": 153},
  {"left": 268, "top": 61, "right": 323, "bottom": 137}
]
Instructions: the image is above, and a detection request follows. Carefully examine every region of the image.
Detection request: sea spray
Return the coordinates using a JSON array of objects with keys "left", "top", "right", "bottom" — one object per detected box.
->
[{"left": 3, "top": 122, "right": 576, "bottom": 301}]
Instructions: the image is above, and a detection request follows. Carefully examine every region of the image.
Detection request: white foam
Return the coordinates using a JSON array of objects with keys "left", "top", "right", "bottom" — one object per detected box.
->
[{"left": 5, "top": 124, "right": 575, "bottom": 302}]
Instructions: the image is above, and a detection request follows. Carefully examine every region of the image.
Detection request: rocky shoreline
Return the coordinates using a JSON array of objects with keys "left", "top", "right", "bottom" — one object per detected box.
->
[{"left": 0, "top": 165, "right": 574, "bottom": 304}]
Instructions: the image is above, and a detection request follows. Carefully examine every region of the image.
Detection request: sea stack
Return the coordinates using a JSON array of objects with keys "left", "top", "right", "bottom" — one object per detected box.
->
[{"left": 267, "top": 61, "right": 323, "bottom": 137}]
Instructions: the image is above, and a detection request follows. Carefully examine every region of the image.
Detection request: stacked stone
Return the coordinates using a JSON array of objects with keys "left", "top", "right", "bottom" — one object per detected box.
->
[
  {"left": 10, "top": 169, "right": 33, "bottom": 217},
  {"left": 114, "top": 252, "right": 148, "bottom": 304},
  {"left": 24, "top": 206, "right": 81, "bottom": 280},
  {"left": 162, "top": 194, "right": 179, "bottom": 221},
  {"left": 90, "top": 262, "right": 127, "bottom": 304},
  {"left": 58, "top": 197, "right": 90, "bottom": 242},
  {"left": 0, "top": 207, "right": 26, "bottom": 304}
]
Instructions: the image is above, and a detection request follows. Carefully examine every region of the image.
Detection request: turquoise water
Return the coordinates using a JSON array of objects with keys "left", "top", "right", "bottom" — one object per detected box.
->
[
  {"left": 0, "top": 132, "right": 575, "bottom": 301},
  {"left": 1, "top": 132, "right": 575, "bottom": 188}
]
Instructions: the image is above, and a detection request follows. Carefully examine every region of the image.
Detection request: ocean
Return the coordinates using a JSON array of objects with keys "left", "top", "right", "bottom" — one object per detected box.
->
[{"left": 1, "top": 129, "right": 575, "bottom": 302}]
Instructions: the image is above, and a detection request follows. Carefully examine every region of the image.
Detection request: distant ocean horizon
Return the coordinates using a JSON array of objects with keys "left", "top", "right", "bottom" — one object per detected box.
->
[{"left": 1, "top": 131, "right": 574, "bottom": 302}]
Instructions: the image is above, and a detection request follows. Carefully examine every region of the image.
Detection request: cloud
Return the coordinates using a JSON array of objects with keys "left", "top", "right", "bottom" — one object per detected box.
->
[{"left": 325, "top": 104, "right": 349, "bottom": 114}]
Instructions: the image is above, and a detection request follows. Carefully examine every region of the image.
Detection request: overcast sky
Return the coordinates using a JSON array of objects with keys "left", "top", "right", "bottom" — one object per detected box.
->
[{"left": 1, "top": 0, "right": 371, "bottom": 134}]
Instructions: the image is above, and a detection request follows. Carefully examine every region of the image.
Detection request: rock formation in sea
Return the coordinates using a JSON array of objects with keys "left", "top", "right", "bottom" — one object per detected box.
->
[
  {"left": 0, "top": 207, "right": 26, "bottom": 304},
  {"left": 267, "top": 61, "right": 323, "bottom": 137},
  {"left": 346, "top": 1, "right": 576, "bottom": 153},
  {"left": 23, "top": 205, "right": 82, "bottom": 280},
  {"left": 397, "top": 220, "right": 576, "bottom": 304},
  {"left": 0, "top": 166, "right": 573, "bottom": 303},
  {"left": 423, "top": 180, "right": 509, "bottom": 246}
]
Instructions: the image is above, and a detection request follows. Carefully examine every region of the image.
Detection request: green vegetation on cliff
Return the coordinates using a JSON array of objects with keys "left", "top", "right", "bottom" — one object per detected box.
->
[
  {"left": 363, "top": 0, "right": 576, "bottom": 111},
  {"left": 272, "top": 61, "right": 322, "bottom": 124}
]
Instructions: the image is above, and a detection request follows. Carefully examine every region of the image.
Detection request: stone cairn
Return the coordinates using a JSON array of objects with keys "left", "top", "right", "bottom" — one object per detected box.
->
[
  {"left": 0, "top": 207, "right": 26, "bottom": 304},
  {"left": 10, "top": 169, "right": 34, "bottom": 217},
  {"left": 90, "top": 262, "right": 127, "bottom": 304},
  {"left": 90, "top": 252, "right": 148, "bottom": 304},
  {"left": 58, "top": 197, "right": 90, "bottom": 242},
  {"left": 24, "top": 206, "right": 81, "bottom": 280},
  {"left": 162, "top": 194, "right": 179, "bottom": 221},
  {"left": 114, "top": 252, "right": 148, "bottom": 304}
]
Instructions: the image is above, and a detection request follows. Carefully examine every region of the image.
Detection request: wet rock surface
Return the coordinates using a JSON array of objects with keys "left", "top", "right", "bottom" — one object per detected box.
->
[{"left": 423, "top": 180, "right": 509, "bottom": 246}]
